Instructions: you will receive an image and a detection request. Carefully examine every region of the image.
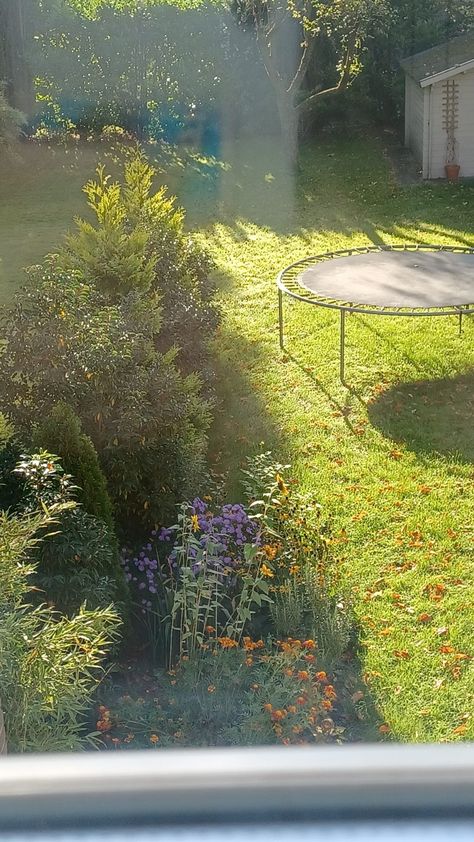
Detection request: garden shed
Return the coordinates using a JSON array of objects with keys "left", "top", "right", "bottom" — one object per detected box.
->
[{"left": 401, "top": 32, "right": 474, "bottom": 179}]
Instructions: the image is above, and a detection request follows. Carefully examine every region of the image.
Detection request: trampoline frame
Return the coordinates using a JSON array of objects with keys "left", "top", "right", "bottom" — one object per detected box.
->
[{"left": 277, "top": 244, "right": 474, "bottom": 382}]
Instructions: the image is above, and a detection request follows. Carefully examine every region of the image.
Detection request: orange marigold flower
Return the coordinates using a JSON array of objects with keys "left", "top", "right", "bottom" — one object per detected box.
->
[
  {"left": 324, "top": 685, "right": 337, "bottom": 700},
  {"left": 283, "top": 668, "right": 293, "bottom": 677},
  {"left": 217, "top": 636, "right": 238, "bottom": 648},
  {"left": 263, "top": 703, "right": 273, "bottom": 712},
  {"left": 315, "top": 671, "right": 328, "bottom": 682},
  {"left": 271, "top": 709, "right": 287, "bottom": 722},
  {"left": 150, "top": 734, "right": 159, "bottom": 744},
  {"left": 297, "top": 670, "right": 310, "bottom": 681},
  {"left": 205, "top": 625, "right": 216, "bottom": 633},
  {"left": 245, "top": 656, "right": 253, "bottom": 666},
  {"left": 243, "top": 636, "right": 265, "bottom": 651},
  {"left": 322, "top": 699, "right": 333, "bottom": 711},
  {"left": 296, "top": 696, "right": 306, "bottom": 706},
  {"left": 280, "top": 642, "right": 292, "bottom": 652},
  {"left": 303, "top": 653, "right": 315, "bottom": 663},
  {"left": 303, "top": 640, "right": 316, "bottom": 649},
  {"left": 287, "top": 705, "right": 297, "bottom": 714}
]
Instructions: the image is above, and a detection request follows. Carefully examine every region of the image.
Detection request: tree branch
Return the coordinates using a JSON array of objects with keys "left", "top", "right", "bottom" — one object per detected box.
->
[
  {"left": 296, "top": 30, "right": 358, "bottom": 114},
  {"left": 287, "top": 30, "right": 316, "bottom": 94}
]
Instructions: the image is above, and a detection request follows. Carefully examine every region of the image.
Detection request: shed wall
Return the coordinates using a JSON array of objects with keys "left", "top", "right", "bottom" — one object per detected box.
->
[
  {"left": 405, "top": 76, "right": 425, "bottom": 164},
  {"left": 428, "top": 68, "right": 474, "bottom": 178}
]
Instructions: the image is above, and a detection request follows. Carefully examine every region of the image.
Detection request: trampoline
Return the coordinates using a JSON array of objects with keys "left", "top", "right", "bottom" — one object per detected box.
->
[{"left": 277, "top": 244, "right": 474, "bottom": 382}]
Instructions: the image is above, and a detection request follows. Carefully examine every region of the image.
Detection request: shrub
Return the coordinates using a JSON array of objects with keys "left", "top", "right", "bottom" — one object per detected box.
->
[
  {"left": 59, "top": 151, "right": 219, "bottom": 378},
  {"left": 33, "top": 402, "right": 114, "bottom": 533},
  {"left": 0, "top": 414, "right": 23, "bottom": 512},
  {"left": 14, "top": 452, "right": 128, "bottom": 615},
  {"left": 0, "top": 506, "right": 120, "bottom": 752},
  {"left": 0, "top": 268, "right": 211, "bottom": 531}
]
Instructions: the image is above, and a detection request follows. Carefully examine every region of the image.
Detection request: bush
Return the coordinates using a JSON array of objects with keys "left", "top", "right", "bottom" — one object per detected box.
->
[
  {"left": 14, "top": 452, "right": 129, "bottom": 616},
  {"left": 0, "top": 506, "right": 120, "bottom": 752},
  {"left": 0, "top": 268, "right": 211, "bottom": 531},
  {"left": 59, "top": 151, "right": 220, "bottom": 379},
  {"left": 0, "top": 414, "right": 23, "bottom": 512},
  {"left": 33, "top": 403, "right": 114, "bottom": 533}
]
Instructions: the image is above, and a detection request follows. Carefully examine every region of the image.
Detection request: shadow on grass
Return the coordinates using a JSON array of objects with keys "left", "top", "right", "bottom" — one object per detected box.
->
[{"left": 367, "top": 372, "right": 474, "bottom": 463}]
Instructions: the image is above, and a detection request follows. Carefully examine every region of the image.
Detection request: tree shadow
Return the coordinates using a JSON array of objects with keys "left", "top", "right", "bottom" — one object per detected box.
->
[{"left": 367, "top": 372, "right": 474, "bottom": 463}]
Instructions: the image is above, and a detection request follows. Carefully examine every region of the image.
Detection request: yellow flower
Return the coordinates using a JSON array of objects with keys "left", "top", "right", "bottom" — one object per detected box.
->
[
  {"left": 191, "top": 514, "right": 199, "bottom": 532},
  {"left": 276, "top": 473, "right": 289, "bottom": 497},
  {"left": 261, "top": 563, "right": 274, "bottom": 578}
]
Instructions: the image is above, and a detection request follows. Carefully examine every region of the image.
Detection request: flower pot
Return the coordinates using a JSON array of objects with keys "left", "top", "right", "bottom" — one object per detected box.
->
[{"left": 445, "top": 163, "right": 460, "bottom": 181}]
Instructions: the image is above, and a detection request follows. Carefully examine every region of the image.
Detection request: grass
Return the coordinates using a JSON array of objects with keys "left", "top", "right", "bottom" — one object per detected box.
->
[{"left": 1, "top": 131, "right": 473, "bottom": 742}]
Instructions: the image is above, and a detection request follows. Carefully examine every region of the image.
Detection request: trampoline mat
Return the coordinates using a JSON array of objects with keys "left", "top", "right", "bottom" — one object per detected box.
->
[{"left": 297, "top": 251, "right": 474, "bottom": 309}]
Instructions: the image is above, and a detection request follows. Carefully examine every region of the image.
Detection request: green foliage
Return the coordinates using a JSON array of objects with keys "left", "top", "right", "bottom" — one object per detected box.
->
[
  {"left": 59, "top": 152, "right": 219, "bottom": 376},
  {"left": 33, "top": 402, "right": 114, "bottom": 532},
  {"left": 242, "top": 453, "right": 351, "bottom": 668},
  {"left": 14, "top": 451, "right": 75, "bottom": 511},
  {"left": 13, "top": 451, "right": 128, "bottom": 613},
  {"left": 98, "top": 642, "right": 342, "bottom": 748},
  {"left": 0, "top": 83, "right": 25, "bottom": 150},
  {"left": 0, "top": 414, "right": 23, "bottom": 511},
  {"left": 0, "top": 507, "right": 120, "bottom": 752},
  {"left": 0, "top": 266, "right": 211, "bottom": 531},
  {"left": 164, "top": 505, "right": 272, "bottom": 667},
  {"left": 61, "top": 163, "right": 158, "bottom": 297}
]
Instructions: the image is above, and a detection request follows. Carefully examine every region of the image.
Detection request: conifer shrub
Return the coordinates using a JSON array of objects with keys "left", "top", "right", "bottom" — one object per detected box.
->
[
  {"left": 59, "top": 151, "right": 219, "bottom": 380},
  {"left": 33, "top": 402, "right": 114, "bottom": 533}
]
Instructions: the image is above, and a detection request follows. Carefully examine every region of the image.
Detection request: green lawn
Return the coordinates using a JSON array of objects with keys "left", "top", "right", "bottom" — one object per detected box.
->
[{"left": 1, "top": 133, "right": 473, "bottom": 742}]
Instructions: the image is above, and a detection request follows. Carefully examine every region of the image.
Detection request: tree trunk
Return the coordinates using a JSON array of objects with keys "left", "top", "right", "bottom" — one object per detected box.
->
[
  {"left": 0, "top": 0, "right": 34, "bottom": 114},
  {"left": 0, "top": 701, "right": 7, "bottom": 755},
  {"left": 275, "top": 91, "right": 299, "bottom": 168}
]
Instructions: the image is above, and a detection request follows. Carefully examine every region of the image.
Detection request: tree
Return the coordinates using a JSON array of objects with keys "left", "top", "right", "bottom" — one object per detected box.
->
[
  {"left": 234, "top": 0, "right": 387, "bottom": 163},
  {"left": 0, "top": 0, "right": 34, "bottom": 112}
]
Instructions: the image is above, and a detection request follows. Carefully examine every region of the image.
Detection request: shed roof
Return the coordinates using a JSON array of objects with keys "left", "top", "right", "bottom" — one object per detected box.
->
[{"left": 401, "top": 31, "right": 474, "bottom": 85}]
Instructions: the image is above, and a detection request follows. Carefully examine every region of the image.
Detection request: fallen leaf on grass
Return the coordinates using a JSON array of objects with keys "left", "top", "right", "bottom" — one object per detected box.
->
[
  {"left": 389, "top": 449, "right": 404, "bottom": 460},
  {"left": 378, "top": 724, "right": 390, "bottom": 734},
  {"left": 453, "top": 724, "right": 468, "bottom": 735},
  {"left": 418, "top": 613, "right": 432, "bottom": 624},
  {"left": 393, "top": 650, "right": 411, "bottom": 659}
]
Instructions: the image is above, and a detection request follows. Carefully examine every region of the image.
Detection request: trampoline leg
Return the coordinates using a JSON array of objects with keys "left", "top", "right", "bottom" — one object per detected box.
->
[
  {"left": 278, "top": 288, "right": 284, "bottom": 349},
  {"left": 340, "top": 309, "right": 346, "bottom": 383}
]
